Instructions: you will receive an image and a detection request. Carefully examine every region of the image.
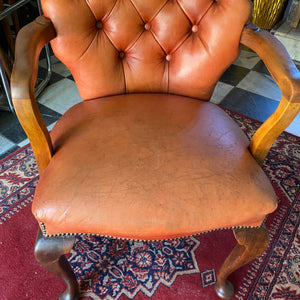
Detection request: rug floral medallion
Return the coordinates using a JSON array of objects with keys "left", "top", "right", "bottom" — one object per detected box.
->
[
  {"left": 70, "top": 236, "right": 201, "bottom": 299},
  {"left": 0, "top": 110, "right": 299, "bottom": 299}
]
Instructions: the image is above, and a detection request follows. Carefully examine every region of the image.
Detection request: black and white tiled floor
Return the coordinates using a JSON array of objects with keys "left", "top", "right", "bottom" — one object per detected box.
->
[{"left": 0, "top": 49, "right": 299, "bottom": 160}]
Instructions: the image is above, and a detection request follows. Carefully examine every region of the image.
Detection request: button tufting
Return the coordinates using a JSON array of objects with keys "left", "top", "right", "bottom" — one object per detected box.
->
[
  {"left": 144, "top": 22, "right": 151, "bottom": 31},
  {"left": 192, "top": 25, "right": 199, "bottom": 33},
  {"left": 119, "top": 51, "right": 125, "bottom": 59},
  {"left": 96, "top": 21, "right": 103, "bottom": 30},
  {"left": 166, "top": 54, "right": 172, "bottom": 62}
]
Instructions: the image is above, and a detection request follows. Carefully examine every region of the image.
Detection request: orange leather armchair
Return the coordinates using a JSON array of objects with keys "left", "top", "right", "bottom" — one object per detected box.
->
[{"left": 11, "top": 0, "right": 300, "bottom": 299}]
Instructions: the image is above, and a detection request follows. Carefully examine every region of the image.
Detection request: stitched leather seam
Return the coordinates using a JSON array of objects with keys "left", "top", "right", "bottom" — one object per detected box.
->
[
  {"left": 76, "top": 0, "right": 98, "bottom": 60},
  {"left": 152, "top": 0, "right": 170, "bottom": 22},
  {"left": 128, "top": 0, "right": 144, "bottom": 22},
  {"left": 101, "top": 0, "right": 119, "bottom": 22},
  {"left": 196, "top": 32, "right": 209, "bottom": 53},
  {"left": 119, "top": 2, "right": 168, "bottom": 93},
  {"left": 149, "top": 1, "right": 190, "bottom": 55},
  {"left": 176, "top": 0, "right": 215, "bottom": 54},
  {"left": 121, "top": 52, "right": 127, "bottom": 94},
  {"left": 122, "top": 21, "right": 145, "bottom": 53},
  {"left": 129, "top": 0, "right": 169, "bottom": 23},
  {"left": 78, "top": 30, "right": 98, "bottom": 61},
  {"left": 75, "top": 0, "right": 120, "bottom": 61},
  {"left": 167, "top": 31, "right": 191, "bottom": 56},
  {"left": 176, "top": 0, "right": 192, "bottom": 23},
  {"left": 128, "top": 0, "right": 170, "bottom": 55},
  {"left": 200, "top": 0, "right": 217, "bottom": 23},
  {"left": 103, "top": 1, "right": 144, "bottom": 53},
  {"left": 79, "top": 2, "right": 118, "bottom": 59},
  {"left": 94, "top": 0, "right": 120, "bottom": 52},
  {"left": 150, "top": 30, "right": 167, "bottom": 55},
  {"left": 127, "top": 0, "right": 166, "bottom": 55},
  {"left": 197, "top": 0, "right": 217, "bottom": 54},
  {"left": 123, "top": 30, "right": 169, "bottom": 93},
  {"left": 149, "top": 1, "right": 195, "bottom": 56},
  {"left": 167, "top": 55, "right": 170, "bottom": 93},
  {"left": 177, "top": 0, "right": 215, "bottom": 24},
  {"left": 85, "top": 0, "right": 98, "bottom": 21},
  {"left": 118, "top": 26, "right": 146, "bottom": 94},
  {"left": 79, "top": 27, "right": 116, "bottom": 62}
]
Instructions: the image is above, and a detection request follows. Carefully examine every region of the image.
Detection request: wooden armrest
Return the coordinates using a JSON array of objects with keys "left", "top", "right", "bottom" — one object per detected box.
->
[
  {"left": 240, "top": 23, "right": 300, "bottom": 165},
  {"left": 11, "top": 16, "right": 56, "bottom": 174}
]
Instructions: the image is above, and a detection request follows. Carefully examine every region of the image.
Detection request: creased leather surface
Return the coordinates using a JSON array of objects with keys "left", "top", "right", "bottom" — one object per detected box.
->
[
  {"left": 41, "top": 0, "right": 251, "bottom": 100},
  {"left": 33, "top": 94, "right": 277, "bottom": 239}
]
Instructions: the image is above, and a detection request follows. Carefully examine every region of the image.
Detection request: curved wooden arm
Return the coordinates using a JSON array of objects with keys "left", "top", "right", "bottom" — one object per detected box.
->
[
  {"left": 240, "top": 24, "right": 300, "bottom": 165},
  {"left": 11, "top": 16, "right": 56, "bottom": 174}
]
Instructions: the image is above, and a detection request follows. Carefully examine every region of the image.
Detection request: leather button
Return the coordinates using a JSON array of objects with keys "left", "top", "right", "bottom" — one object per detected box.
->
[
  {"left": 144, "top": 22, "right": 151, "bottom": 30},
  {"left": 192, "top": 24, "right": 199, "bottom": 33},
  {"left": 166, "top": 54, "right": 172, "bottom": 62},
  {"left": 96, "top": 21, "right": 103, "bottom": 30},
  {"left": 119, "top": 51, "right": 125, "bottom": 59}
]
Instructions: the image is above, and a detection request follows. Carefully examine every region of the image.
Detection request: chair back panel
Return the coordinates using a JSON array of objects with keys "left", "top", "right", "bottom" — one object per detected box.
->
[{"left": 41, "top": 0, "right": 251, "bottom": 100}]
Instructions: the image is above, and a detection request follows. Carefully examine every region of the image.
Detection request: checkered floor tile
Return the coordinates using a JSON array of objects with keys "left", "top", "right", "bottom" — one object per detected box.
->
[{"left": 0, "top": 49, "right": 299, "bottom": 159}]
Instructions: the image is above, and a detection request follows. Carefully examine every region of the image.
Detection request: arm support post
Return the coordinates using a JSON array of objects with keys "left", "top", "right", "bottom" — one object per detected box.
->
[
  {"left": 240, "top": 24, "right": 300, "bottom": 165},
  {"left": 11, "top": 16, "right": 56, "bottom": 173}
]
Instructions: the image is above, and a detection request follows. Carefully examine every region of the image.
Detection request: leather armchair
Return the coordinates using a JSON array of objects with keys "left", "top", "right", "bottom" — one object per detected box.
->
[{"left": 11, "top": 0, "right": 300, "bottom": 299}]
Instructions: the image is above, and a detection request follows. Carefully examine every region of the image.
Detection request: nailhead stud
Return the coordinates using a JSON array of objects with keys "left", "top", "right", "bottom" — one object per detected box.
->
[
  {"left": 166, "top": 54, "right": 172, "bottom": 62},
  {"left": 144, "top": 22, "right": 151, "bottom": 30},
  {"left": 192, "top": 24, "right": 199, "bottom": 33},
  {"left": 96, "top": 21, "right": 103, "bottom": 30}
]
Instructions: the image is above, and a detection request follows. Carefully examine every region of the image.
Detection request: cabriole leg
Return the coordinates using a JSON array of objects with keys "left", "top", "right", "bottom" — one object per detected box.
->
[
  {"left": 34, "top": 228, "right": 79, "bottom": 300},
  {"left": 215, "top": 226, "right": 269, "bottom": 299}
]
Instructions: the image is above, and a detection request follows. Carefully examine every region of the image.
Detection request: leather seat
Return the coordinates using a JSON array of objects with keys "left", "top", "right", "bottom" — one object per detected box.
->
[{"left": 34, "top": 94, "right": 277, "bottom": 239}]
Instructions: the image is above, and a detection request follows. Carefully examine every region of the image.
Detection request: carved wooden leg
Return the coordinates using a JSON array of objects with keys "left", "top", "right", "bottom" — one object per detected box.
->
[
  {"left": 34, "top": 228, "right": 80, "bottom": 300},
  {"left": 215, "top": 226, "right": 269, "bottom": 299}
]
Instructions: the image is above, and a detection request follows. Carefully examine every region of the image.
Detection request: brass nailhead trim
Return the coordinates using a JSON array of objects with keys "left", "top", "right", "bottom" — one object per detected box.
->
[{"left": 40, "top": 222, "right": 262, "bottom": 242}]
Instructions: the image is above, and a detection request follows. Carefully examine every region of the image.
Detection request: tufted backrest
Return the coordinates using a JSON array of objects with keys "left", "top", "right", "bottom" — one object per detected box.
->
[{"left": 41, "top": 0, "right": 251, "bottom": 101}]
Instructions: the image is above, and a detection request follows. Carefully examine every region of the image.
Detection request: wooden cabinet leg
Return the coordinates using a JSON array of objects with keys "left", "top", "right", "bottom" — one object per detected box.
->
[
  {"left": 34, "top": 228, "right": 80, "bottom": 300},
  {"left": 215, "top": 226, "right": 269, "bottom": 299}
]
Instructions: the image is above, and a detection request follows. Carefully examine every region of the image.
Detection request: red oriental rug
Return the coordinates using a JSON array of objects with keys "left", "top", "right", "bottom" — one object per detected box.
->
[{"left": 0, "top": 110, "right": 299, "bottom": 300}]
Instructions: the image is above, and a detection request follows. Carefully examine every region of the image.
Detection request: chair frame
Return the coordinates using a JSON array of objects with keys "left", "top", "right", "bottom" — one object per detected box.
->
[{"left": 11, "top": 16, "right": 300, "bottom": 300}]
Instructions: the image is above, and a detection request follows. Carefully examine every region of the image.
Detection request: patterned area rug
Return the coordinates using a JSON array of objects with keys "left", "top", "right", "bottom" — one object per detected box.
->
[{"left": 0, "top": 110, "right": 299, "bottom": 300}]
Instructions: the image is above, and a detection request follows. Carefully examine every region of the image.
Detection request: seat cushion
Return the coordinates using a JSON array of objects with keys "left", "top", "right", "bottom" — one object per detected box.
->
[{"left": 33, "top": 94, "right": 277, "bottom": 240}]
